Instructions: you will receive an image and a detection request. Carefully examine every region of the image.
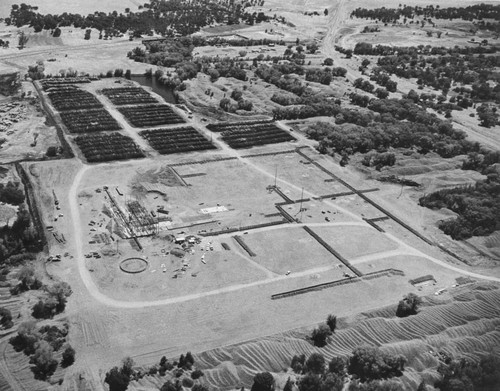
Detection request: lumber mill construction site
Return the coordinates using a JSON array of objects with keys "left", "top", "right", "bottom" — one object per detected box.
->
[{"left": 0, "top": 0, "right": 499, "bottom": 390}]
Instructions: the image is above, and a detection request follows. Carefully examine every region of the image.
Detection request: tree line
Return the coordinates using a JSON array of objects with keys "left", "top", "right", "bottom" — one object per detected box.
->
[
  {"left": 6, "top": 0, "right": 267, "bottom": 38},
  {"left": 351, "top": 3, "right": 500, "bottom": 33}
]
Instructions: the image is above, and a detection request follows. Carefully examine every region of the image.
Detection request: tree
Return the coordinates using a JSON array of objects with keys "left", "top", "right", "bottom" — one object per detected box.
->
[
  {"left": 417, "top": 381, "right": 426, "bottom": 391},
  {"left": 46, "top": 146, "right": 58, "bottom": 157},
  {"left": 161, "top": 380, "right": 181, "bottom": 391},
  {"left": 251, "top": 372, "right": 275, "bottom": 391},
  {"left": 328, "top": 356, "right": 346, "bottom": 377},
  {"left": 375, "top": 88, "right": 389, "bottom": 99},
  {"left": 191, "top": 369, "right": 204, "bottom": 379},
  {"left": 396, "top": 293, "right": 422, "bottom": 317},
  {"left": 0, "top": 307, "right": 13, "bottom": 329},
  {"left": 311, "top": 323, "right": 332, "bottom": 347},
  {"left": 192, "top": 385, "right": 209, "bottom": 391},
  {"left": 105, "top": 367, "right": 130, "bottom": 391},
  {"left": 324, "top": 8, "right": 329, "bottom": 16},
  {"left": 283, "top": 377, "right": 293, "bottom": 391},
  {"left": 348, "top": 346, "right": 406, "bottom": 382},
  {"left": 9, "top": 320, "right": 39, "bottom": 355},
  {"left": 18, "top": 31, "right": 29, "bottom": 49},
  {"left": 61, "top": 344, "right": 75, "bottom": 367},
  {"left": 305, "top": 353, "right": 325, "bottom": 374},
  {"left": 476, "top": 104, "right": 498, "bottom": 128},
  {"left": 326, "top": 314, "right": 337, "bottom": 332},
  {"left": 321, "top": 373, "right": 343, "bottom": 391},
  {"left": 30, "top": 340, "right": 58, "bottom": 380},
  {"left": 299, "top": 373, "right": 322, "bottom": 391},
  {"left": 291, "top": 354, "right": 306, "bottom": 373},
  {"left": 15, "top": 266, "right": 42, "bottom": 293},
  {"left": 121, "top": 356, "right": 134, "bottom": 378},
  {"left": 323, "top": 58, "right": 334, "bottom": 66}
]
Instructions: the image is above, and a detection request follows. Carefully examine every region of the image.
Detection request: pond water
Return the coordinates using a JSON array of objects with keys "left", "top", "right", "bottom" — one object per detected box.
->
[{"left": 130, "top": 75, "right": 177, "bottom": 104}]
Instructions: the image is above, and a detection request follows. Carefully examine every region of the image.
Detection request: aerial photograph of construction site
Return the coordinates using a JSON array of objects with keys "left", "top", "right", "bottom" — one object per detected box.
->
[{"left": 0, "top": 0, "right": 499, "bottom": 390}]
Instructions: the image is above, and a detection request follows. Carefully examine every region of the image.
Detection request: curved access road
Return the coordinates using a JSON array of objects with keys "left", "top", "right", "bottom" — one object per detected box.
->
[{"left": 67, "top": 158, "right": 500, "bottom": 311}]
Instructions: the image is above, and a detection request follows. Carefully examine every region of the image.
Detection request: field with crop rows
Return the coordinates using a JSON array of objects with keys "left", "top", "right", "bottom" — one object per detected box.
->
[
  {"left": 60, "top": 108, "right": 121, "bottom": 133},
  {"left": 48, "top": 88, "right": 104, "bottom": 111},
  {"left": 139, "top": 126, "right": 216, "bottom": 154},
  {"left": 101, "top": 87, "right": 159, "bottom": 106},
  {"left": 206, "top": 120, "right": 296, "bottom": 149},
  {"left": 74, "top": 132, "right": 144, "bottom": 162},
  {"left": 118, "top": 104, "right": 185, "bottom": 127},
  {"left": 39, "top": 77, "right": 93, "bottom": 90}
]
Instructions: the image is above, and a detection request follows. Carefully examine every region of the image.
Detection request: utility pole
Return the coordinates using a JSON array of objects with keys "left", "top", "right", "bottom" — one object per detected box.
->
[{"left": 274, "top": 165, "right": 278, "bottom": 187}]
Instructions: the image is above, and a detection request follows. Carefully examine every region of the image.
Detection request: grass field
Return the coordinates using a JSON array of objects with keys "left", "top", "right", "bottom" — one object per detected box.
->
[
  {"left": 311, "top": 225, "right": 399, "bottom": 260},
  {"left": 242, "top": 227, "right": 343, "bottom": 274},
  {"left": 251, "top": 152, "right": 353, "bottom": 197}
]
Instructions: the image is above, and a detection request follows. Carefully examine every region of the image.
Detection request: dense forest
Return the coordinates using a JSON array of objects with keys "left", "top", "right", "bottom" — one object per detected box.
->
[{"left": 5, "top": 0, "right": 270, "bottom": 38}]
